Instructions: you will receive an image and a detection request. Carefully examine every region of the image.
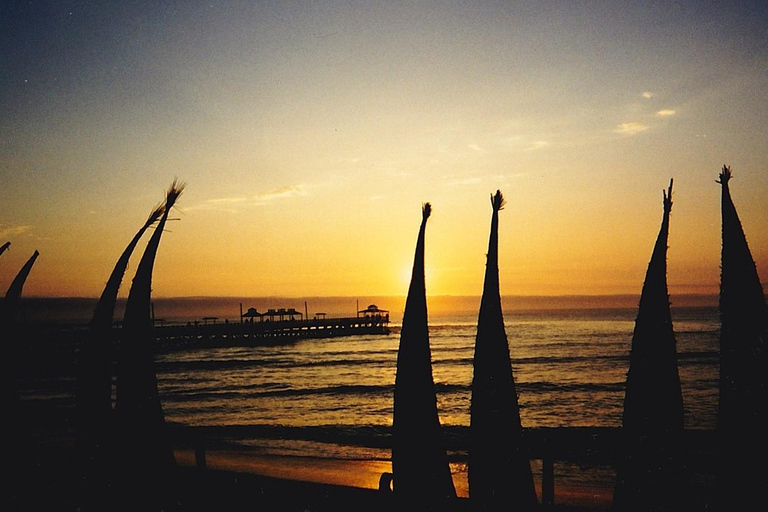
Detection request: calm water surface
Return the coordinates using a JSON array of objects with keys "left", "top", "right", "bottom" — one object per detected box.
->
[{"left": 155, "top": 306, "right": 719, "bottom": 454}]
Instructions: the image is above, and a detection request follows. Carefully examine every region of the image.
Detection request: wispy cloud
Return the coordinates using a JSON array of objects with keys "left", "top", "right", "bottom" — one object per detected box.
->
[
  {"left": 185, "top": 197, "right": 247, "bottom": 212},
  {"left": 187, "top": 185, "right": 308, "bottom": 212},
  {"left": 209, "top": 197, "right": 248, "bottom": 204},
  {"left": 468, "top": 144, "right": 483, "bottom": 152},
  {"left": 616, "top": 122, "right": 650, "bottom": 135},
  {"left": 0, "top": 224, "right": 32, "bottom": 239},
  {"left": 525, "top": 140, "right": 550, "bottom": 151},
  {"left": 254, "top": 185, "right": 306, "bottom": 204},
  {"left": 656, "top": 109, "right": 676, "bottom": 117},
  {"left": 642, "top": 92, "right": 653, "bottom": 99}
]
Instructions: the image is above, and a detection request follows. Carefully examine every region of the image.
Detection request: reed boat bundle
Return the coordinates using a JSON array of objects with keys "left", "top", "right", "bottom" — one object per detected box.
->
[
  {"left": 715, "top": 166, "right": 768, "bottom": 511},
  {"left": 75, "top": 197, "right": 166, "bottom": 505},
  {"left": 114, "top": 179, "right": 185, "bottom": 507},
  {"left": 392, "top": 202, "right": 457, "bottom": 508},
  {"left": 470, "top": 190, "right": 538, "bottom": 511},
  {"left": 612, "top": 180, "right": 687, "bottom": 512}
]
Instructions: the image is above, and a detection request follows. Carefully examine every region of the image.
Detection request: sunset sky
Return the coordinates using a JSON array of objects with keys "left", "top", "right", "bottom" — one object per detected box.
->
[{"left": 1, "top": 1, "right": 766, "bottom": 300}]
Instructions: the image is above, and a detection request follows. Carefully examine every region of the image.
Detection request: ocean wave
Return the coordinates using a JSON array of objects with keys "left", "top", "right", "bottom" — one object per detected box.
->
[
  {"left": 163, "top": 383, "right": 396, "bottom": 402},
  {"left": 161, "top": 380, "right": 629, "bottom": 405}
]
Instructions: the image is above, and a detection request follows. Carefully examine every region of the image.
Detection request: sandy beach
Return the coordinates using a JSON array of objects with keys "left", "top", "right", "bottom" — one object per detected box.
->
[
  {"left": 174, "top": 447, "right": 615, "bottom": 510},
  {"left": 11, "top": 440, "right": 611, "bottom": 511}
]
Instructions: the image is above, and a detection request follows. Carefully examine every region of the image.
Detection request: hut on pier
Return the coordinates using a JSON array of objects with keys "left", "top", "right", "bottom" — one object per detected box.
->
[
  {"left": 242, "top": 307, "right": 263, "bottom": 323},
  {"left": 359, "top": 304, "right": 389, "bottom": 322}
]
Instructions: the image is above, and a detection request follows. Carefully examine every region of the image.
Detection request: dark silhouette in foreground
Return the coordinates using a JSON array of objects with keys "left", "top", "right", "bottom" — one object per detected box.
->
[
  {"left": 392, "top": 203, "right": 457, "bottom": 509},
  {"left": 3, "top": 250, "right": 40, "bottom": 311},
  {"left": 2, "top": 249, "right": 41, "bottom": 405},
  {"left": 470, "top": 190, "right": 538, "bottom": 511},
  {"left": 715, "top": 166, "right": 768, "bottom": 511},
  {"left": 75, "top": 199, "right": 165, "bottom": 508},
  {"left": 0, "top": 241, "right": 9, "bottom": 258},
  {"left": 0, "top": 249, "right": 39, "bottom": 510},
  {"left": 114, "top": 179, "right": 185, "bottom": 510},
  {"left": 612, "top": 180, "right": 688, "bottom": 512}
]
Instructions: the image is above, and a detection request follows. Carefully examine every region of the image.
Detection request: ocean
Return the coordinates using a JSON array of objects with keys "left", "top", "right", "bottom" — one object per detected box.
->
[{"left": 15, "top": 295, "right": 720, "bottom": 507}]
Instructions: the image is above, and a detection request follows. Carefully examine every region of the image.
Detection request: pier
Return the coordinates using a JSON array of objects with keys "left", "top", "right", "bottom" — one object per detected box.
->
[{"left": 151, "top": 304, "right": 391, "bottom": 350}]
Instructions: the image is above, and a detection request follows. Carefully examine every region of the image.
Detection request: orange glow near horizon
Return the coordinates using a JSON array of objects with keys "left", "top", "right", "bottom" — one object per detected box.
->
[
  {"left": 0, "top": 169, "right": 762, "bottom": 300},
  {"left": 1, "top": 4, "right": 766, "bottom": 300}
]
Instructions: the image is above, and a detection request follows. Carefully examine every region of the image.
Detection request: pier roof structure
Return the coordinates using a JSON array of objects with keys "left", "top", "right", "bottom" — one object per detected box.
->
[
  {"left": 242, "top": 306, "right": 303, "bottom": 322},
  {"left": 358, "top": 304, "right": 388, "bottom": 316}
]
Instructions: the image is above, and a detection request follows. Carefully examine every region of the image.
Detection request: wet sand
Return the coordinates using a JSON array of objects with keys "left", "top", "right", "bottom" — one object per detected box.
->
[
  {"left": 175, "top": 448, "right": 614, "bottom": 510},
  {"left": 8, "top": 437, "right": 611, "bottom": 511},
  {"left": 176, "top": 448, "right": 394, "bottom": 492}
]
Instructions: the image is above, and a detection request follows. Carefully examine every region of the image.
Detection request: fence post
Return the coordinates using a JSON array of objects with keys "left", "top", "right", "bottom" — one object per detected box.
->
[
  {"left": 542, "top": 457, "right": 554, "bottom": 507},
  {"left": 195, "top": 444, "right": 206, "bottom": 469}
]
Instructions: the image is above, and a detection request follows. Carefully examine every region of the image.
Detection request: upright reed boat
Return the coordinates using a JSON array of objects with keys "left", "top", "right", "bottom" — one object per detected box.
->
[
  {"left": 75, "top": 197, "right": 165, "bottom": 506},
  {"left": 392, "top": 203, "right": 457, "bottom": 508},
  {"left": 115, "top": 180, "right": 184, "bottom": 510},
  {"left": 715, "top": 166, "right": 768, "bottom": 511},
  {"left": 612, "top": 179, "right": 687, "bottom": 511},
  {"left": 469, "top": 190, "right": 538, "bottom": 511}
]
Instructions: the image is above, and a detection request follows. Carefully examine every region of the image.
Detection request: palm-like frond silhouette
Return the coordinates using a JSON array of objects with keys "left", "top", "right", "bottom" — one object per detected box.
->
[
  {"left": 715, "top": 166, "right": 768, "bottom": 511},
  {"left": 470, "top": 190, "right": 538, "bottom": 511},
  {"left": 612, "top": 179, "right": 687, "bottom": 512},
  {"left": 392, "top": 202, "right": 457, "bottom": 507},
  {"left": 0, "top": 241, "right": 9, "bottom": 258}
]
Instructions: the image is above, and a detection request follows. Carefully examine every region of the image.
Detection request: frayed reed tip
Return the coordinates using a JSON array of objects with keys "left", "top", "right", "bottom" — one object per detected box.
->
[
  {"left": 491, "top": 190, "right": 506, "bottom": 212},
  {"left": 422, "top": 202, "right": 432, "bottom": 220}
]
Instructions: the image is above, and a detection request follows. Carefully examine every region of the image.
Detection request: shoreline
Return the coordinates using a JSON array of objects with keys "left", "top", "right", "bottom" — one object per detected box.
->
[
  {"left": 174, "top": 447, "right": 615, "bottom": 510},
  {"left": 14, "top": 436, "right": 612, "bottom": 511}
]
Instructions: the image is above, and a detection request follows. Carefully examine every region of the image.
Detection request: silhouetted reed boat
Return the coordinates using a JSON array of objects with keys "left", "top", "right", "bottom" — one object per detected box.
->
[
  {"left": 2, "top": 249, "right": 40, "bottom": 321},
  {"left": 714, "top": 166, "right": 768, "bottom": 511},
  {"left": 1, "top": 250, "right": 41, "bottom": 401},
  {"left": 612, "top": 180, "right": 688, "bottom": 512},
  {"left": 470, "top": 191, "right": 538, "bottom": 511},
  {"left": 2, "top": 249, "right": 40, "bottom": 402},
  {"left": 75, "top": 197, "right": 165, "bottom": 507},
  {"left": 1, "top": 248, "right": 39, "bottom": 511},
  {"left": 114, "top": 179, "right": 185, "bottom": 511},
  {"left": 392, "top": 203, "right": 457, "bottom": 508}
]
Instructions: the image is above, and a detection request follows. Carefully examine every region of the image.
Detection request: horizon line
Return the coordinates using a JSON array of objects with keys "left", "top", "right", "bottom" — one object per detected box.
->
[{"left": 20, "top": 292, "right": 719, "bottom": 300}]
